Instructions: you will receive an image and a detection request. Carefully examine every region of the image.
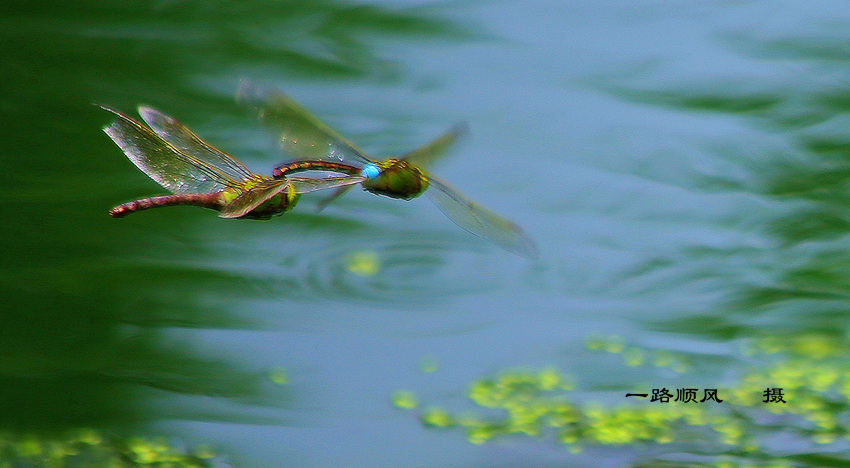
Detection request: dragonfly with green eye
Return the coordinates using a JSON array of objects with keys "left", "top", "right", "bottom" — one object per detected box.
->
[
  {"left": 238, "top": 84, "right": 538, "bottom": 258},
  {"left": 101, "top": 106, "right": 365, "bottom": 219}
]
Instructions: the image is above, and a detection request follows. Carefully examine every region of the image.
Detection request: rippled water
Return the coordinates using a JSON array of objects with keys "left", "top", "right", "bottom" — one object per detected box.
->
[{"left": 5, "top": 0, "right": 850, "bottom": 466}]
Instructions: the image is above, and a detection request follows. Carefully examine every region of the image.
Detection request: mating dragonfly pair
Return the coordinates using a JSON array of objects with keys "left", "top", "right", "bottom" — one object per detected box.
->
[{"left": 103, "top": 85, "right": 537, "bottom": 258}]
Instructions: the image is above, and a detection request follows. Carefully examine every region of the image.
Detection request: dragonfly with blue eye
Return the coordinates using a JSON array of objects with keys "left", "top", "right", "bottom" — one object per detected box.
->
[
  {"left": 101, "top": 106, "right": 365, "bottom": 219},
  {"left": 238, "top": 84, "right": 538, "bottom": 258}
]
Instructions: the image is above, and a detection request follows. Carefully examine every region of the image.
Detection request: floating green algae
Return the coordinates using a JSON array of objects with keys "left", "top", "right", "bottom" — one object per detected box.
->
[
  {"left": 0, "top": 429, "right": 217, "bottom": 467},
  {"left": 391, "top": 390, "right": 419, "bottom": 410},
  {"left": 398, "top": 333, "right": 850, "bottom": 467}
]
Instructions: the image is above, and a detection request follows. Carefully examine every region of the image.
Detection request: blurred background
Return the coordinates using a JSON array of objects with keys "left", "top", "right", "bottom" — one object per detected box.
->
[{"left": 3, "top": 0, "right": 850, "bottom": 466}]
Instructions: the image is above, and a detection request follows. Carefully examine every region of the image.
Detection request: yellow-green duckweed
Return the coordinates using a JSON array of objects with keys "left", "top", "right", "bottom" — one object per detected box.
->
[
  {"left": 398, "top": 333, "right": 850, "bottom": 467},
  {"left": 0, "top": 429, "right": 217, "bottom": 467},
  {"left": 391, "top": 390, "right": 419, "bottom": 409},
  {"left": 269, "top": 367, "right": 290, "bottom": 386},
  {"left": 344, "top": 251, "right": 380, "bottom": 277}
]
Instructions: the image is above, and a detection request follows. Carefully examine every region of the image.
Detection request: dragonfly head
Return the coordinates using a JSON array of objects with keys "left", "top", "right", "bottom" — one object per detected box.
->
[{"left": 361, "top": 160, "right": 428, "bottom": 200}]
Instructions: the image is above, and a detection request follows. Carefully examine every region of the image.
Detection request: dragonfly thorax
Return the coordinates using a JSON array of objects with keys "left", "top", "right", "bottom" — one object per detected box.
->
[
  {"left": 243, "top": 184, "right": 299, "bottom": 219},
  {"left": 362, "top": 159, "right": 428, "bottom": 200}
]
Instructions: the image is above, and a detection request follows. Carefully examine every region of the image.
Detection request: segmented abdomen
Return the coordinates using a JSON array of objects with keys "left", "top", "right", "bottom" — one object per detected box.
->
[
  {"left": 109, "top": 193, "right": 223, "bottom": 218},
  {"left": 272, "top": 161, "right": 360, "bottom": 178}
]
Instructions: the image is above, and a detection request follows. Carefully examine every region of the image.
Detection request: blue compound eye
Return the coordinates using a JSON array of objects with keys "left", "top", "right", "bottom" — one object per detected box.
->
[{"left": 360, "top": 164, "right": 381, "bottom": 179}]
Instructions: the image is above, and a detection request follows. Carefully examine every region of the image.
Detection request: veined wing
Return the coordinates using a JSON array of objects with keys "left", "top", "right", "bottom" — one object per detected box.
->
[
  {"left": 401, "top": 122, "right": 468, "bottom": 170},
  {"left": 314, "top": 185, "right": 355, "bottom": 212},
  {"left": 219, "top": 178, "right": 291, "bottom": 218},
  {"left": 426, "top": 176, "right": 538, "bottom": 259},
  {"left": 102, "top": 106, "right": 239, "bottom": 194},
  {"left": 139, "top": 106, "right": 256, "bottom": 183},
  {"left": 237, "top": 82, "right": 372, "bottom": 168},
  {"left": 287, "top": 175, "right": 365, "bottom": 194}
]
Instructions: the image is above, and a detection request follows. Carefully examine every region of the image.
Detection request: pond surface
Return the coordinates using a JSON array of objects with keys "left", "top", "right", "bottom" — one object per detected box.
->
[{"left": 4, "top": 0, "right": 850, "bottom": 466}]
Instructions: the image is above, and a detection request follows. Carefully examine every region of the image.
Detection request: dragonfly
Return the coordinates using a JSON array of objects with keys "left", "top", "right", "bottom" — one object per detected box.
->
[
  {"left": 238, "top": 84, "right": 538, "bottom": 259},
  {"left": 102, "top": 106, "right": 365, "bottom": 219}
]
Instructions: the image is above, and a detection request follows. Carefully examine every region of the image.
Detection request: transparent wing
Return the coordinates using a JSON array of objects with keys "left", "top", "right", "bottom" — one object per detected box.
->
[
  {"left": 237, "top": 81, "right": 372, "bottom": 168},
  {"left": 287, "top": 175, "right": 365, "bottom": 194},
  {"left": 402, "top": 122, "right": 468, "bottom": 169},
  {"left": 426, "top": 177, "right": 538, "bottom": 259},
  {"left": 102, "top": 106, "right": 238, "bottom": 194},
  {"left": 314, "top": 185, "right": 356, "bottom": 212},
  {"left": 218, "top": 178, "right": 291, "bottom": 219},
  {"left": 138, "top": 106, "right": 256, "bottom": 183}
]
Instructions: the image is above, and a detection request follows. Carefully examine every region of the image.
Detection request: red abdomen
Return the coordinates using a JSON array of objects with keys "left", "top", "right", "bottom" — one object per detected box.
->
[{"left": 109, "top": 193, "right": 223, "bottom": 217}]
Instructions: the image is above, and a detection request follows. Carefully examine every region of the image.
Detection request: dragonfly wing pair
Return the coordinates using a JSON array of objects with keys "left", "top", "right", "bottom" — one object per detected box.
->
[
  {"left": 240, "top": 82, "right": 465, "bottom": 173},
  {"left": 238, "top": 82, "right": 537, "bottom": 257},
  {"left": 103, "top": 106, "right": 231, "bottom": 195},
  {"left": 238, "top": 83, "right": 370, "bottom": 167},
  {"left": 137, "top": 106, "right": 257, "bottom": 184},
  {"left": 395, "top": 123, "right": 538, "bottom": 258},
  {"left": 426, "top": 177, "right": 538, "bottom": 259},
  {"left": 402, "top": 122, "right": 468, "bottom": 168},
  {"left": 103, "top": 105, "right": 363, "bottom": 219}
]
